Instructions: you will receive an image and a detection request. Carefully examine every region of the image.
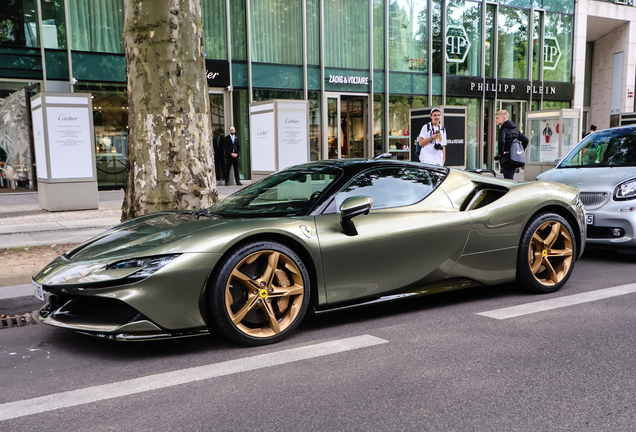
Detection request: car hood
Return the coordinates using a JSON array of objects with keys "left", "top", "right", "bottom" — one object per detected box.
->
[{"left": 537, "top": 167, "right": 636, "bottom": 191}]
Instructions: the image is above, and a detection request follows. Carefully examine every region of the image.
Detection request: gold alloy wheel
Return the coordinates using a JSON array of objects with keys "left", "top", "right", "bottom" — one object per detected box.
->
[
  {"left": 225, "top": 250, "right": 305, "bottom": 338},
  {"left": 528, "top": 220, "right": 573, "bottom": 286}
]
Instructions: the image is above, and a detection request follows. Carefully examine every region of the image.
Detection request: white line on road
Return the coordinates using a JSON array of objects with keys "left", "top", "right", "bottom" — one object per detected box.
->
[
  {"left": 0, "top": 335, "right": 387, "bottom": 422},
  {"left": 477, "top": 283, "right": 636, "bottom": 320}
]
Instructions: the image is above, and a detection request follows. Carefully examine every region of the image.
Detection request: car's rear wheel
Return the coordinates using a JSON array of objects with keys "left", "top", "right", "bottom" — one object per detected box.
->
[
  {"left": 208, "top": 241, "right": 310, "bottom": 346},
  {"left": 517, "top": 212, "right": 576, "bottom": 294}
]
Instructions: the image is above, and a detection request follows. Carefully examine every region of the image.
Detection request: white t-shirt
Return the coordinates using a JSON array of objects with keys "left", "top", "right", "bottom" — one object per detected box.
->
[{"left": 417, "top": 122, "right": 447, "bottom": 166}]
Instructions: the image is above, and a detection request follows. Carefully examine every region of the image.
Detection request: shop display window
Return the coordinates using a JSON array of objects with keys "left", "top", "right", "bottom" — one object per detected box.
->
[
  {"left": 389, "top": 0, "right": 428, "bottom": 73},
  {"left": 325, "top": 0, "right": 369, "bottom": 69},
  {"left": 69, "top": 0, "right": 124, "bottom": 53},
  {"left": 250, "top": 0, "right": 302, "bottom": 65},
  {"left": 388, "top": 95, "right": 427, "bottom": 161},
  {"left": 202, "top": 0, "right": 227, "bottom": 60},
  {"left": 76, "top": 83, "right": 128, "bottom": 188},
  {"left": 446, "top": 0, "right": 481, "bottom": 77},
  {"left": 498, "top": 6, "right": 529, "bottom": 80}
]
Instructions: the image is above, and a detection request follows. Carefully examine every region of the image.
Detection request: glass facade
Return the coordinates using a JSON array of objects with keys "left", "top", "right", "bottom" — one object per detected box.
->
[{"left": 0, "top": 0, "right": 578, "bottom": 190}]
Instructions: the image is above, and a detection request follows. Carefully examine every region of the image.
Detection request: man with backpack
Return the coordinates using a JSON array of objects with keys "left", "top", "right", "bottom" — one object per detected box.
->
[{"left": 494, "top": 110, "right": 528, "bottom": 179}]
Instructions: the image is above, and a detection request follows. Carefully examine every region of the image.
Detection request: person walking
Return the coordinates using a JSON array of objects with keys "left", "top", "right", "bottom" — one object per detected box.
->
[
  {"left": 495, "top": 110, "right": 529, "bottom": 180},
  {"left": 417, "top": 107, "right": 446, "bottom": 166},
  {"left": 223, "top": 126, "right": 242, "bottom": 186}
]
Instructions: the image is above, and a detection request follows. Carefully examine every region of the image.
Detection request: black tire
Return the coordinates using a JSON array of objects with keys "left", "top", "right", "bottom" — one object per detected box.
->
[
  {"left": 516, "top": 212, "right": 577, "bottom": 294},
  {"left": 207, "top": 241, "right": 311, "bottom": 346}
]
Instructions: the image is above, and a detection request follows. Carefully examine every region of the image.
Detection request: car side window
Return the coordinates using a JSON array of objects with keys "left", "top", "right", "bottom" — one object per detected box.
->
[{"left": 334, "top": 166, "right": 436, "bottom": 211}]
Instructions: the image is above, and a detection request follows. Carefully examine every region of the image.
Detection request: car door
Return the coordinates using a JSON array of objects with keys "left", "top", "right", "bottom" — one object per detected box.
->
[{"left": 315, "top": 165, "right": 472, "bottom": 305}]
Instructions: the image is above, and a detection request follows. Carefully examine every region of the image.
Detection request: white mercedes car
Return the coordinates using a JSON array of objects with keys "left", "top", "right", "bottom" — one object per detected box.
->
[{"left": 537, "top": 125, "right": 636, "bottom": 253}]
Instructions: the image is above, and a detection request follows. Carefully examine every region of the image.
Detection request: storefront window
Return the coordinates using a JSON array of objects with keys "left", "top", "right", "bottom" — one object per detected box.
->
[
  {"left": 498, "top": 6, "right": 529, "bottom": 79},
  {"left": 532, "top": 10, "right": 541, "bottom": 81},
  {"left": 202, "top": 0, "right": 227, "bottom": 60},
  {"left": 536, "top": 0, "right": 574, "bottom": 14},
  {"left": 543, "top": 13, "right": 573, "bottom": 83},
  {"left": 232, "top": 89, "right": 249, "bottom": 179},
  {"left": 432, "top": 0, "right": 442, "bottom": 74},
  {"left": 389, "top": 95, "right": 427, "bottom": 161},
  {"left": 447, "top": 97, "right": 479, "bottom": 169},
  {"left": 307, "top": 0, "right": 319, "bottom": 66},
  {"left": 75, "top": 83, "right": 128, "bottom": 188},
  {"left": 69, "top": 0, "right": 124, "bottom": 53},
  {"left": 231, "top": 0, "right": 246, "bottom": 61},
  {"left": 325, "top": 0, "right": 369, "bottom": 69},
  {"left": 250, "top": 0, "right": 301, "bottom": 65},
  {"left": 485, "top": 3, "right": 495, "bottom": 78},
  {"left": 374, "top": 94, "right": 384, "bottom": 156},
  {"left": 388, "top": 0, "right": 428, "bottom": 73},
  {"left": 309, "top": 91, "right": 321, "bottom": 161},
  {"left": 446, "top": 0, "right": 481, "bottom": 77},
  {"left": 0, "top": 87, "right": 33, "bottom": 191},
  {"left": 253, "top": 89, "right": 302, "bottom": 101},
  {"left": 373, "top": 0, "right": 384, "bottom": 70},
  {"left": 0, "top": 0, "right": 40, "bottom": 47}
]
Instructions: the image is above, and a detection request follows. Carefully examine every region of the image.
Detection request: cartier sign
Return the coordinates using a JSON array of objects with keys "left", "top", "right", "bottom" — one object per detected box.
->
[{"left": 205, "top": 59, "right": 230, "bottom": 88}]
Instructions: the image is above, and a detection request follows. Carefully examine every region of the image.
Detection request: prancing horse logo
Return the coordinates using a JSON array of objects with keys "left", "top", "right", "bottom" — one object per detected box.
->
[{"left": 299, "top": 225, "right": 312, "bottom": 238}]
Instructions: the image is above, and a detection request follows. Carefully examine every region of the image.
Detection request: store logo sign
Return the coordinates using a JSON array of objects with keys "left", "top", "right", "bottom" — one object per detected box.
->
[
  {"left": 446, "top": 25, "right": 471, "bottom": 63},
  {"left": 328, "top": 75, "right": 369, "bottom": 85},
  {"left": 543, "top": 37, "right": 561, "bottom": 71}
]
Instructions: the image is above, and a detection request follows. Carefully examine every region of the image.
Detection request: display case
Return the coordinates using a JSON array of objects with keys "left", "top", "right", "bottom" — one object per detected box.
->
[
  {"left": 525, "top": 109, "right": 581, "bottom": 180},
  {"left": 389, "top": 135, "right": 411, "bottom": 160}
]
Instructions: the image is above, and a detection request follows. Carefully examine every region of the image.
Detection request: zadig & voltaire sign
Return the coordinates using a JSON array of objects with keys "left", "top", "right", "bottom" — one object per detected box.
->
[{"left": 327, "top": 75, "right": 369, "bottom": 85}]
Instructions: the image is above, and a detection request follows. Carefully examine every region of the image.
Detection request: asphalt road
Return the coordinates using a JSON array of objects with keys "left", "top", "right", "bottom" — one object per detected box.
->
[{"left": 1, "top": 249, "right": 635, "bottom": 431}]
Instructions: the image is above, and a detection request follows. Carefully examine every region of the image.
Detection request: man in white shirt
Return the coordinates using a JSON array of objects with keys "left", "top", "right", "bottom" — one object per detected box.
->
[{"left": 417, "top": 107, "right": 446, "bottom": 166}]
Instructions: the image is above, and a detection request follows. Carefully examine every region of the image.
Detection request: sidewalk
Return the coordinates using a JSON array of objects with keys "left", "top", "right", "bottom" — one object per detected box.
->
[{"left": 0, "top": 185, "right": 245, "bottom": 308}]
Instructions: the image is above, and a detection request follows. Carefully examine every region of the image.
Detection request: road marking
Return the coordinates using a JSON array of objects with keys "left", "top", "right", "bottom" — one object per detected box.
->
[
  {"left": 477, "top": 283, "right": 636, "bottom": 320},
  {"left": 0, "top": 335, "right": 387, "bottom": 422}
]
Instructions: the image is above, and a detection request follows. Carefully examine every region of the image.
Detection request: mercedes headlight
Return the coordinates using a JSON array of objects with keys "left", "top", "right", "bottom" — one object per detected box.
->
[
  {"left": 614, "top": 179, "right": 636, "bottom": 201},
  {"left": 106, "top": 254, "right": 181, "bottom": 280}
]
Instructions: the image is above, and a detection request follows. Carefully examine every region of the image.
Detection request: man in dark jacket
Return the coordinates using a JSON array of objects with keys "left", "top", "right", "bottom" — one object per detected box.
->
[
  {"left": 223, "top": 126, "right": 242, "bottom": 186},
  {"left": 495, "top": 110, "right": 529, "bottom": 180}
]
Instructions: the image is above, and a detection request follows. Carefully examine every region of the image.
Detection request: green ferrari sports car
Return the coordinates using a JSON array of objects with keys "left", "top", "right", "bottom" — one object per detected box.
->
[{"left": 33, "top": 159, "right": 586, "bottom": 346}]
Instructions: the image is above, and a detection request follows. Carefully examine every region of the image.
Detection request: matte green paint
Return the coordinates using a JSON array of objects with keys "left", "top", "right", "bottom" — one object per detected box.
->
[{"left": 34, "top": 166, "right": 585, "bottom": 338}]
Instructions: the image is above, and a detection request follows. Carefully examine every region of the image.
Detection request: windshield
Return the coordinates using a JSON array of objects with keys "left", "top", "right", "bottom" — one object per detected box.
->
[
  {"left": 209, "top": 165, "right": 343, "bottom": 217},
  {"left": 560, "top": 127, "right": 636, "bottom": 168}
]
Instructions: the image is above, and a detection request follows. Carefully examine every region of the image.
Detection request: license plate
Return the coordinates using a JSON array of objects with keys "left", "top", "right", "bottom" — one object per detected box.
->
[
  {"left": 33, "top": 280, "right": 45, "bottom": 301},
  {"left": 586, "top": 214, "right": 594, "bottom": 225}
]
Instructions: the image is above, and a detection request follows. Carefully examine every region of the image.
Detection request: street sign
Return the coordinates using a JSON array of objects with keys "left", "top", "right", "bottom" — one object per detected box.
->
[{"left": 445, "top": 25, "right": 471, "bottom": 64}]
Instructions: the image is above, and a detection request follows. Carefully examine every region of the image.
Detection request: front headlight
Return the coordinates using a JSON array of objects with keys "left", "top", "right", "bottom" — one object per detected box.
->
[
  {"left": 614, "top": 179, "right": 636, "bottom": 200},
  {"left": 106, "top": 254, "right": 181, "bottom": 280}
]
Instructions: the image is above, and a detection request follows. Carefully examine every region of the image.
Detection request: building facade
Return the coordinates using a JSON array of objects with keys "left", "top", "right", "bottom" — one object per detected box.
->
[{"left": 0, "top": 0, "right": 631, "bottom": 191}]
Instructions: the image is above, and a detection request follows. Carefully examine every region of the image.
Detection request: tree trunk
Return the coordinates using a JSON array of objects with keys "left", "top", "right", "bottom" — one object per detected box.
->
[{"left": 122, "top": 0, "right": 217, "bottom": 221}]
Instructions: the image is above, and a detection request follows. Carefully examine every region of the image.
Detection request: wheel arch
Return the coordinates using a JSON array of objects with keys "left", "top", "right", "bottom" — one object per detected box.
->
[
  {"left": 199, "top": 232, "right": 321, "bottom": 324},
  {"left": 526, "top": 204, "right": 582, "bottom": 257}
]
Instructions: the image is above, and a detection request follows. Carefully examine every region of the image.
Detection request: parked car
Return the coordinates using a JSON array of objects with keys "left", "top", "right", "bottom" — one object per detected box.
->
[
  {"left": 34, "top": 159, "right": 585, "bottom": 346},
  {"left": 537, "top": 125, "right": 636, "bottom": 253}
]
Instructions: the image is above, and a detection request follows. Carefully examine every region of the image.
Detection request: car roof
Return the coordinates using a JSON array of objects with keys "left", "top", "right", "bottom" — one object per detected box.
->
[{"left": 286, "top": 158, "right": 449, "bottom": 177}]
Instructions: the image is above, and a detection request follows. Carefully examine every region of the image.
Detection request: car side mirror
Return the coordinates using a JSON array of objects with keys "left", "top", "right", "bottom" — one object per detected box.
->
[
  {"left": 340, "top": 196, "right": 373, "bottom": 236},
  {"left": 554, "top": 158, "right": 563, "bottom": 167}
]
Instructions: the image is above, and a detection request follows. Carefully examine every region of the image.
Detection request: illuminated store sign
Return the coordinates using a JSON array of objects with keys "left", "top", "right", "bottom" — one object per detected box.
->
[
  {"left": 327, "top": 75, "right": 369, "bottom": 85},
  {"left": 446, "top": 25, "right": 471, "bottom": 63},
  {"left": 446, "top": 76, "right": 574, "bottom": 101}
]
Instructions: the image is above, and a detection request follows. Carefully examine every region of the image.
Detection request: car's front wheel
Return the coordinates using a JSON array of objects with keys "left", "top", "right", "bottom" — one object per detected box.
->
[
  {"left": 516, "top": 212, "right": 577, "bottom": 294},
  {"left": 207, "top": 241, "right": 310, "bottom": 346}
]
